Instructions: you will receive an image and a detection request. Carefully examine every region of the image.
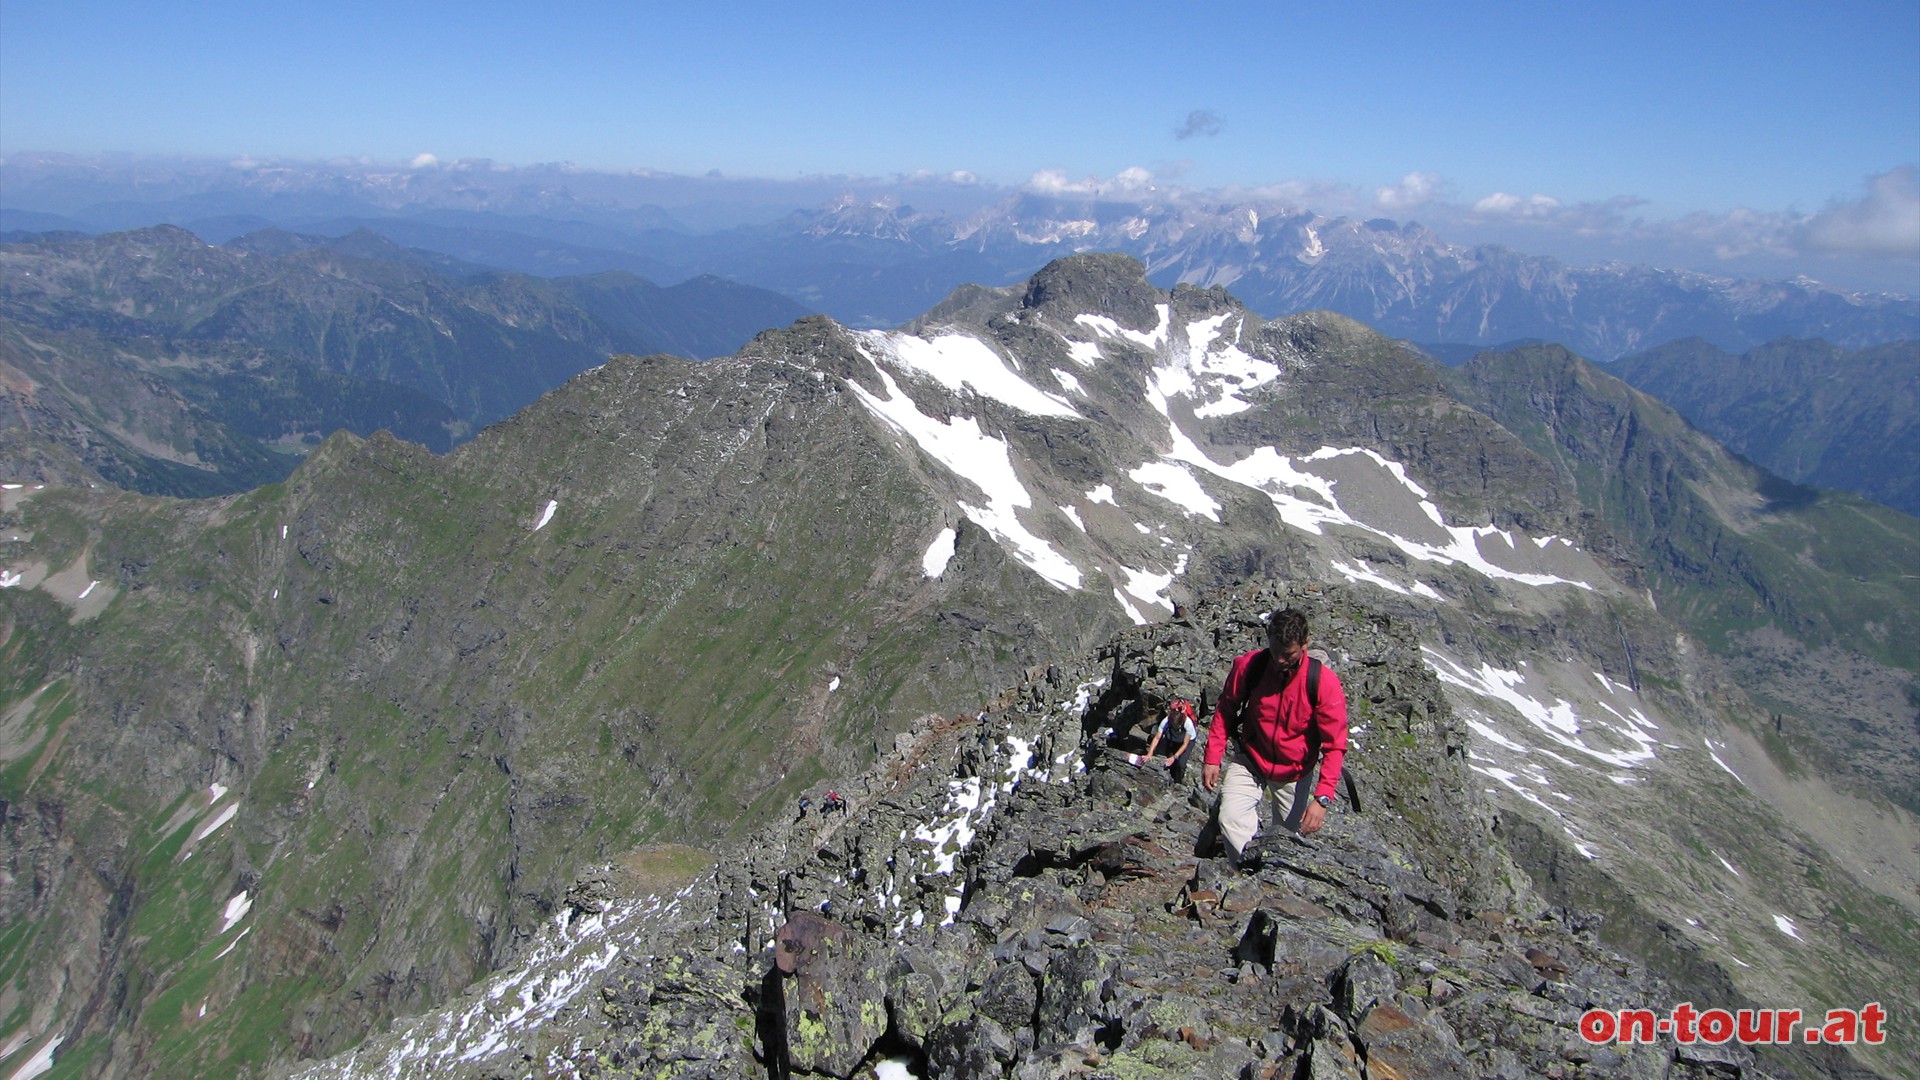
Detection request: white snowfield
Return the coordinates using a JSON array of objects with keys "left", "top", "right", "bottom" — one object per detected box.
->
[
  {"left": 1703, "top": 737, "right": 1745, "bottom": 783},
  {"left": 1419, "top": 635, "right": 1791, "bottom": 971},
  {"left": 1427, "top": 650, "right": 1660, "bottom": 772},
  {"left": 1424, "top": 646, "right": 1667, "bottom": 863},
  {"left": 850, "top": 305, "right": 1601, "bottom": 625},
  {"left": 921, "top": 526, "right": 956, "bottom": 578},
  {"left": 857, "top": 330, "right": 1079, "bottom": 419},
  {"left": 3, "top": 1033, "right": 61, "bottom": 1080},
  {"left": 848, "top": 362, "right": 1082, "bottom": 590},
  {"left": 898, "top": 685, "right": 1097, "bottom": 932},
  {"left": 183, "top": 784, "right": 240, "bottom": 858},
  {"left": 295, "top": 889, "right": 692, "bottom": 1078}
]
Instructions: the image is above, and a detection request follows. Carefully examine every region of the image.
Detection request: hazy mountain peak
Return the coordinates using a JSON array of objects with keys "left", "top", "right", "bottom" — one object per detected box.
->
[
  {"left": 1017, "top": 252, "right": 1162, "bottom": 330},
  {"left": 221, "top": 225, "right": 330, "bottom": 256}
]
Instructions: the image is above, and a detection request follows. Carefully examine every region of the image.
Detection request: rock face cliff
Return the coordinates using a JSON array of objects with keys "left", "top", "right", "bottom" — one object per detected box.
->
[{"left": 1, "top": 255, "right": 1912, "bottom": 1078}]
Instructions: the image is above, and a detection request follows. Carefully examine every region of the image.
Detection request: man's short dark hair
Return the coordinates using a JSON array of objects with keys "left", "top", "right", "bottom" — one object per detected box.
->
[{"left": 1265, "top": 608, "right": 1310, "bottom": 647}]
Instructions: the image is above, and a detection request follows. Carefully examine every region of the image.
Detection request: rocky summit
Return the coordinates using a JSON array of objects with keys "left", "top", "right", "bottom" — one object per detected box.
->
[{"left": 295, "top": 583, "right": 1845, "bottom": 1079}]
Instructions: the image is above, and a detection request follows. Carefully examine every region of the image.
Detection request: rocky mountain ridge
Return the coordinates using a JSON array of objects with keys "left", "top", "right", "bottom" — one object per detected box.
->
[
  {"left": 289, "top": 582, "right": 1874, "bottom": 1080},
  {"left": 0, "top": 255, "right": 1913, "bottom": 1078},
  {"left": 1608, "top": 337, "right": 1920, "bottom": 517}
]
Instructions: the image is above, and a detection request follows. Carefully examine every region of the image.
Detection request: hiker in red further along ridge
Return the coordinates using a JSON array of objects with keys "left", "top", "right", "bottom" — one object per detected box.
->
[{"left": 1203, "top": 607, "right": 1349, "bottom": 870}]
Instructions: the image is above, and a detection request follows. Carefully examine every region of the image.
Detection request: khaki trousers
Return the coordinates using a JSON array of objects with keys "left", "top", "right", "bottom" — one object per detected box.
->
[{"left": 1217, "top": 749, "right": 1313, "bottom": 859}]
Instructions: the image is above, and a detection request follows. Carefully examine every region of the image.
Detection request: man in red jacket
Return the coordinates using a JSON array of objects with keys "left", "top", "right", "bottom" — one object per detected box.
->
[{"left": 1203, "top": 608, "right": 1349, "bottom": 869}]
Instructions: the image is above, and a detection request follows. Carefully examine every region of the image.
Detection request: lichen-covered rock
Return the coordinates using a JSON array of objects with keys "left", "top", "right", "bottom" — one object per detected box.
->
[
  {"left": 776, "top": 915, "right": 889, "bottom": 1077},
  {"left": 926, "top": 1011, "right": 1018, "bottom": 1077},
  {"left": 1034, "top": 942, "right": 1113, "bottom": 1049},
  {"left": 1352, "top": 1000, "right": 1470, "bottom": 1080}
]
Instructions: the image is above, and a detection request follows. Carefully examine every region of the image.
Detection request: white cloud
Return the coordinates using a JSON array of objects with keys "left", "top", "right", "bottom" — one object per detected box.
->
[
  {"left": 1218, "top": 178, "right": 1365, "bottom": 213},
  {"left": 897, "top": 168, "right": 980, "bottom": 187},
  {"left": 1474, "top": 191, "right": 1564, "bottom": 218},
  {"left": 1667, "top": 206, "right": 1800, "bottom": 259},
  {"left": 1462, "top": 190, "right": 1636, "bottom": 233},
  {"left": 1375, "top": 171, "right": 1443, "bottom": 211},
  {"left": 1025, "top": 167, "right": 1157, "bottom": 197},
  {"left": 1027, "top": 169, "right": 1091, "bottom": 195},
  {"left": 46, "top": 150, "right": 1912, "bottom": 293},
  {"left": 1803, "top": 166, "right": 1920, "bottom": 258}
]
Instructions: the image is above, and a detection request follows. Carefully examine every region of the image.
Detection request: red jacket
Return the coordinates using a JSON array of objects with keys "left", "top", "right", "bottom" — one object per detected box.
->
[{"left": 1205, "top": 647, "right": 1348, "bottom": 800}]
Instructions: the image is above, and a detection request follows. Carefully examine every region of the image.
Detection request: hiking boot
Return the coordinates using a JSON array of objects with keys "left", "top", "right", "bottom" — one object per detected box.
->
[{"left": 1231, "top": 846, "right": 1263, "bottom": 874}]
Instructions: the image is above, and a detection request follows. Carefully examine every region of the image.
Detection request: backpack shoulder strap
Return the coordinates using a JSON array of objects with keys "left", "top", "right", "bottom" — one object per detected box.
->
[
  {"left": 1306, "top": 657, "right": 1322, "bottom": 709},
  {"left": 1225, "top": 649, "right": 1268, "bottom": 740},
  {"left": 1243, "top": 648, "right": 1271, "bottom": 694}
]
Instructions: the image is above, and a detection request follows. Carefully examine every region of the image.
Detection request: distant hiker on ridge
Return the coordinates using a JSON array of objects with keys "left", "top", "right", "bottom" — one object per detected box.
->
[
  {"left": 1131, "top": 698, "right": 1197, "bottom": 779},
  {"left": 1203, "top": 608, "right": 1349, "bottom": 871}
]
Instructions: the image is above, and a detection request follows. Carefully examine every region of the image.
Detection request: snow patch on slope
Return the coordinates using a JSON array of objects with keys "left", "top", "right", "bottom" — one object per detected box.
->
[
  {"left": 305, "top": 892, "right": 686, "bottom": 1076},
  {"left": 1430, "top": 646, "right": 1668, "bottom": 862},
  {"left": 189, "top": 801, "right": 239, "bottom": 846},
  {"left": 922, "top": 527, "right": 957, "bottom": 577},
  {"left": 1128, "top": 461, "right": 1220, "bottom": 521},
  {"left": 1703, "top": 738, "right": 1745, "bottom": 784},
  {"left": 5, "top": 1033, "right": 61, "bottom": 1080},
  {"left": 860, "top": 330, "right": 1079, "bottom": 417},
  {"left": 218, "top": 891, "right": 253, "bottom": 935},
  {"left": 858, "top": 303, "right": 1597, "bottom": 619},
  {"left": 1427, "top": 650, "right": 1659, "bottom": 770},
  {"left": 849, "top": 365, "right": 1081, "bottom": 590},
  {"left": 1331, "top": 559, "right": 1444, "bottom": 600},
  {"left": 1074, "top": 304, "right": 1171, "bottom": 351}
]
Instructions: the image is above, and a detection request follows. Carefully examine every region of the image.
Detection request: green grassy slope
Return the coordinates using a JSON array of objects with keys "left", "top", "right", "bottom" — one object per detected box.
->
[
  {"left": 0, "top": 342, "right": 1123, "bottom": 1076},
  {"left": 1447, "top": 344, "right": 1920, "bottom": 809}
]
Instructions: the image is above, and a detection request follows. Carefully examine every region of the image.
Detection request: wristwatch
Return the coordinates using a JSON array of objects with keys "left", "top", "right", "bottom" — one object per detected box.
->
[{"left": 1313, "top": 794, "right": 1335, "bottom": 809}]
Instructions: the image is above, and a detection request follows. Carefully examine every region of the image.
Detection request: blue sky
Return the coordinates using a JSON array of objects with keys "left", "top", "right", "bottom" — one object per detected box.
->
[{"left": 3, "top": 0, "right": 1917, "bottom": 289}]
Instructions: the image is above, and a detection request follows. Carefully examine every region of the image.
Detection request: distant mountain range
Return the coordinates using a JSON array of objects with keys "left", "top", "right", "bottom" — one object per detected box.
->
[
  {"left": 4, "top": 156, "right": 1913, "bottom": 363},
  {"left": 0, "top": 225, "right": 811, "bottom": 495}
]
